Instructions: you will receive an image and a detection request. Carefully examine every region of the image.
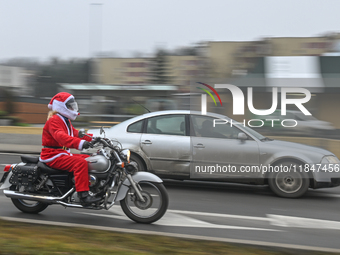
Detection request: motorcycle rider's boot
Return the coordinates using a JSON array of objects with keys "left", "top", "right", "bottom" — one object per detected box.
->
[{"left": 78, "top": 191, "right": 101, "bottom": 206}]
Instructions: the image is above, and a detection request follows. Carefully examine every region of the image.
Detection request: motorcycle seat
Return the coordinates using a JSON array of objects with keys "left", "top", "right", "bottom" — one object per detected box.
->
[
  {"left": 21, "top": 155, "right": 39, "bottom": 164},
  {"left": 37, "top": 161, "right": 67, "bottom": 175}
]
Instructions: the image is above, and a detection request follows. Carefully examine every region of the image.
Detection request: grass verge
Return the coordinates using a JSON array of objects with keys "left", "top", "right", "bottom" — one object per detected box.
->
[{"left": 0, "top": 219, "right": 336, "bottom": 255}]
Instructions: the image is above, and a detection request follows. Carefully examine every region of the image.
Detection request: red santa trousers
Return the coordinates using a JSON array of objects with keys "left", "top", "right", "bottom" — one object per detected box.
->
[{"left": 46, "top": 153, "right": 90, "bottom": 192}]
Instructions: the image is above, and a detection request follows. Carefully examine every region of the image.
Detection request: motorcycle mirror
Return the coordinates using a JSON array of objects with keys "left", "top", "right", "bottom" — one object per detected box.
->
[
  {"left": 100, "top": 126, "right": 106, "bottom": 137},
  {"left": 79, "top": 129, "right": 86, "bottom": 138}
]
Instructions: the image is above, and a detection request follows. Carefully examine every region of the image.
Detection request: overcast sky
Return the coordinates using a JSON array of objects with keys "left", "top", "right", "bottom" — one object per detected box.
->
[{"left": 1, "top": 0, "right": 339, "bottom": 60}]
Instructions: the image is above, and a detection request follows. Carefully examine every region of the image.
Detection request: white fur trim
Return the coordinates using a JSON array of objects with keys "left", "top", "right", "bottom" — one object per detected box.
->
[
  {"left": 78, "top": 140, "right": 86, "bottom": 150},
  {"left": 57, "top": 114, "right": 71, "bottom": 136},
  {"left": 39, "top": 153, "right": 70, "bottom": 163}
]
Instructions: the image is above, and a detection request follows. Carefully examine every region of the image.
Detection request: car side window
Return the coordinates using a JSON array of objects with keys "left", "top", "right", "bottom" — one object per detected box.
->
[
  {"left": 127, "top": 120, "right": 144, "bottom": 133},
  {"left": 146, "top": 115, "right": 186, "bottom": 136},
  {"left": 191, "top": 115, "right": 240, "bottom": 139}
]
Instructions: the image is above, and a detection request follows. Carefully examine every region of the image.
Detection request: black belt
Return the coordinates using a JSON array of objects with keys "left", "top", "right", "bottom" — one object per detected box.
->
[{"left": 43, "top": 146, "right": 69, "bottom": 150}]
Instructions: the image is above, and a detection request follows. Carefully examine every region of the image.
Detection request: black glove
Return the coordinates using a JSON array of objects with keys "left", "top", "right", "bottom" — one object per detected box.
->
[
  {"left": 92, "top": 137, "right": 101, "bottom": 143},
  {"left": 82, "top": 141, "right": 93, "bottom": 150}
]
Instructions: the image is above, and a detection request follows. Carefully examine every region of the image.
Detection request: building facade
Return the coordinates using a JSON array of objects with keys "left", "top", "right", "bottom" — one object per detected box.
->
[
  {"left": 207, "top": 33, "right": 340, "bottom": 81},
  {"left": 0, "top": 65, "right": 30, "bottom": 95},
  {"left": 93, "top": 55, "right": 206, "bottom": 91}
]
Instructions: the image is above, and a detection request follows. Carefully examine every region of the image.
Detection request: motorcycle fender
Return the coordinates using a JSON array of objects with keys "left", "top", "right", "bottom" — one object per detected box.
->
[
  {"left": 0, "top": 172, "right": 13, "bottom": 190},
  {"left": 115, "top": 172, "right": 163, "bottom": 201}
]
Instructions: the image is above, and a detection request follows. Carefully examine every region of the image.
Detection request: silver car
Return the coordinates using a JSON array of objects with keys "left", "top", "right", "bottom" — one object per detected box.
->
[{"left": 88, "top": 110, "right": 340, "bottom": 198}]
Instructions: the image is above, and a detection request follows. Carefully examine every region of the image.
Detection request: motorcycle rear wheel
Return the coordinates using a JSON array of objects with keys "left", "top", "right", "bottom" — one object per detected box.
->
[
  {"left": 11, "top": 198, "right": 49, "bottom": 214},
  {"left": 120, "top": 182, "right": 168, "bottom": 224},
  {"left": 10, "top": 185, "right": 49, "bottom": 214}
]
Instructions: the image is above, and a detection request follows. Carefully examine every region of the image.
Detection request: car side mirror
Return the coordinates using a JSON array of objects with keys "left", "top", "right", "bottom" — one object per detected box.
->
[
  {"left": 78, "top": 129, "right": 86, "bottom": 138},
  {"left": 238, "top": 132, "right": 247, "bottom": 141}
]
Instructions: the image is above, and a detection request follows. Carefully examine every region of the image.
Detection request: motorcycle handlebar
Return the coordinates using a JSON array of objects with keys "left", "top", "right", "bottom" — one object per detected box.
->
[{"left": 91, "top": 137, "right": 112, "bottom": 149}]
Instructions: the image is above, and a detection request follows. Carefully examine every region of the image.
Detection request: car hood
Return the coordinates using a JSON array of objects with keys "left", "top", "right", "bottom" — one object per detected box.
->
[{"left": 263, "top": 139, "right": 333, "bottom": 157}]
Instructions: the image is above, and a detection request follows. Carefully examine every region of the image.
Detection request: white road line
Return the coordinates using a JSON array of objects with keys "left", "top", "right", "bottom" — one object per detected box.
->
[
  {"left": 77, "top": 211, "right": 280, "bottom": 232},
  {"left": 1, "top": 216, "right": 339, "bottom": 253},
  {"left": 167, "top": 209, "right": 269, "bottom": 222},
  {"left": 267, "top": 214, "right": 340, "bottom": 230},
  {"left": 167, "top": 209, "right": 340, "bottom": 230},
  {"left": 107, "top": 207, "right": 340, "bottom": 231}
]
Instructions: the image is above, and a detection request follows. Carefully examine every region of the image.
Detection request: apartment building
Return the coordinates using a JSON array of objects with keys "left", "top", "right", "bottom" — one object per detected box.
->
[
  {"left": 207, "top": 33, "right": 340, "bottom": 80},
  {"left": 0, "top": 65, "right": 29, "bottom": 95},
  {"left": 93, "top": 58, "right": 150, "bottom": 84},
  {"left": 93, "top": 55, "right": 205, "bottom": 90}
]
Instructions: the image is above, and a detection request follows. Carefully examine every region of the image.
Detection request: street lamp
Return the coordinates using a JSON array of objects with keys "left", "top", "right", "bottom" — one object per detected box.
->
[{"left": 89, "top": 3, "right": 103, "bottom": 57}]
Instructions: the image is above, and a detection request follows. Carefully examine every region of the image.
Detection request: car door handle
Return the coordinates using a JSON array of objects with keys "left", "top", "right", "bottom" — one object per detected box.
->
[
  {"left": 194, "top": 143, "right": 205, "bottom": 148},
  {"left": 142, "top": 140, "right": 152, "bottom": 144}
]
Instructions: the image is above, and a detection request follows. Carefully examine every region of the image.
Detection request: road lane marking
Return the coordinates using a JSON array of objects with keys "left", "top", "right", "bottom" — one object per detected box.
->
[
  {"left": 107, "top": 207, "right": 340, "bottom": 231},
  {"left": 1, "top": 216, "right": 339, "bottom": 253},
  {"left": 77, "top": 211, "right": 280, "bottom": 231},
  {"left": 167, "top": 209, "right": 269, "bottom": 221},
  {"left": 268, "top": 214, "right": 340, "bottom": 230}
]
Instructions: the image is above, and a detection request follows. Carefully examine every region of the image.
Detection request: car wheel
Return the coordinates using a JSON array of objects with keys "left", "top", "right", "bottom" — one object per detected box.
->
[
  {"left": 268, "top": 161, "right": 310, "bottom": 198},
  {"left": 130, "top": 154, "right": 146, "bottom": 172}
]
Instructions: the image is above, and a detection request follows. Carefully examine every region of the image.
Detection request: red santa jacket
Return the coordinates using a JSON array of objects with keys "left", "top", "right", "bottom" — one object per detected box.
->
[{"left": 39, "top": 113, "right": 92, "bottom": 163}]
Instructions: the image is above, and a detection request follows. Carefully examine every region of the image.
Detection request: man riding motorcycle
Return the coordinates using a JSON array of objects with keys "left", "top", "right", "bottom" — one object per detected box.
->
[{"left": 39, "top": 92, "right": 100, "bottom": 205}]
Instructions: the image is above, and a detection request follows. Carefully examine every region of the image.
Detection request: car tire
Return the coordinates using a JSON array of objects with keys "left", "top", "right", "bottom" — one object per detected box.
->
[
  {"left": 268, "top": 161, "right": 310, "bottom": 198},
  {"left": 130, "top": 154, "right": 146, "bottom": 172}
]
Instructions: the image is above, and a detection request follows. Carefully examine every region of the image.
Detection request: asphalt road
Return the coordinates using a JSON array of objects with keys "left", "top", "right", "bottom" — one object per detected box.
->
[{"left": 1, "top": 153, "right": 340, "bottom": 252}]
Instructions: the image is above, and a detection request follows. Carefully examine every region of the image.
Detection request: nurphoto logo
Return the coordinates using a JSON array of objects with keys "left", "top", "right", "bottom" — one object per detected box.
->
[{"left": 197, "top": 83, "right": 312, "bottom": 128}]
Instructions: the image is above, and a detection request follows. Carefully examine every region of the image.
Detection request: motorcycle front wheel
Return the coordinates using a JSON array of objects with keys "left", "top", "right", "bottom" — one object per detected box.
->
[{"left": 120, "top": 181, "right": 168, "bottom": 224}]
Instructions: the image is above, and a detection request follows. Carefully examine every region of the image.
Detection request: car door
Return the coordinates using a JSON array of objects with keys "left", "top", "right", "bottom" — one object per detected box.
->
[
  {"left": 140, "top": 114, "right": 190, "bottom": 177},
  {"left": 190, "top": 115, "right": 260, "bottom": 180}
]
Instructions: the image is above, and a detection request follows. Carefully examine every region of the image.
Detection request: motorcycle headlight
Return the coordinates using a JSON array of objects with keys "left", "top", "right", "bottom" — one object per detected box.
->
[
  {"left": 120, "top": 149, "right": 131, "bottom": 163},
  {"left": 321, "top": 156, "right": 340, "bottom": 164}
]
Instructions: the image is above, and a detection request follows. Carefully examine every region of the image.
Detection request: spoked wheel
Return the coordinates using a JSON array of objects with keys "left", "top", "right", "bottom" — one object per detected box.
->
[
  {"left": 268, "top": 162, "right": 310, "bottom": 198},
  {"left": 10, "top": 185, "right": 49, "bottom": 214},
  {"left": 120, "top": 182, "right": 168, "bottom": 224}
]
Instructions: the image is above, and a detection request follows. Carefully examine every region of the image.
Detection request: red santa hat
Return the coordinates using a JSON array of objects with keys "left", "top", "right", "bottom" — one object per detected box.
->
[{"left": 48, "top": 92, "right": 79, "bottom": 120}]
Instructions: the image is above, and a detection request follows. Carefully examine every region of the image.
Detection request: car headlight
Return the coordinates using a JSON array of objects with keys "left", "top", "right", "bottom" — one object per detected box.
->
[
  {"left": 321, "top": 156, "right": 340, "bottom": 164},
  {"left": 120, "top": 149, "right": 131, "bottom": 163}
]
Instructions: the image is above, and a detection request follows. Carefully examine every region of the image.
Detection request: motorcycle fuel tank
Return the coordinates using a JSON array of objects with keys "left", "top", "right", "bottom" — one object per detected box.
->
[{"left": 86, "top": 155, "right": 111, "bottom": 173}]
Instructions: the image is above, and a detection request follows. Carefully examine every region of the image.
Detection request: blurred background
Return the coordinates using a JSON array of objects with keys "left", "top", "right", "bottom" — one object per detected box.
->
[{"left": 0, "top": 0, "right": 340, "bottom": 140}]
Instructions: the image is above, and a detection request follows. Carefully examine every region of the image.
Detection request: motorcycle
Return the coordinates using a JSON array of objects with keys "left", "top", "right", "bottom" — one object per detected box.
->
[{"left": 0, "top": 128, "right": 169, "bottom": 224}]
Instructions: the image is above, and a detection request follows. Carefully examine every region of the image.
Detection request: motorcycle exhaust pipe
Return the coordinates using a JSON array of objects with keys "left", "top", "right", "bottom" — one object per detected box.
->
[{"left": 3, "top": 188, "right": 75, "bottom": 205}]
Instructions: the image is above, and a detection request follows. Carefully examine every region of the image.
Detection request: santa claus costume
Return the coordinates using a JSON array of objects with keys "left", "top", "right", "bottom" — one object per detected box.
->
[{"left": 39, "top": 92, "right": 100, "bottom": 205}]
